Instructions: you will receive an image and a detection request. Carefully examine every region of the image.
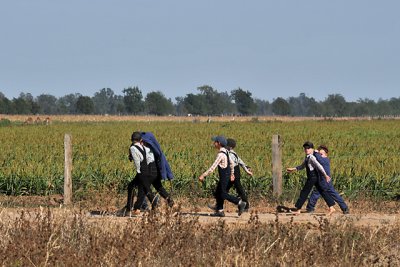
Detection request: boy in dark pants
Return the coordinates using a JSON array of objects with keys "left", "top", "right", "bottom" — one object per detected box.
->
[
  {"left": 306, "top": 145, "right": 349, "bottom": 214},
  {"left": 199, "top": 136, "right": 247, "bottom": 217},
  {"left": 117, "top": 132, "right": 158, "bottom": 217},
  {"left": 287, "top": 141, "right": 336, "bottom": 215},
  {"left": 209, "top": 138, "right": 253, "bottom": 211}
]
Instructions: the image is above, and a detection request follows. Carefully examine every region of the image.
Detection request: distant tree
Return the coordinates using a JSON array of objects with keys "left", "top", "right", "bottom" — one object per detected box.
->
[
  {"left": 322, "top": 94, "right": 348, "bottom": 116},
  {"left": 144, "top": 91, "right": 174, "bottom": 115},
  {"left": 57, "top": 93, "right": 80, "bottom": 114},
  {"left": 0, "top": 92, "right": 14, "bottom": 114},
  {"left": 123, "top": 87, "right": 144, "bottom": 114},
  {"left": 231, "top": 88, "right": 257, "bottom": 115},
  {"left": 13, "top": 93, "right": 39, "bottom": 114},
  {"left": 92, "top": 88, "right": 117, "bottom": 114},
  {"left": 76, "top": 96, "right": 94, "bottom": 114},
  {"left": 182, "top": 93, "right": 208, "bottom": 115},
  {"left": 114, "top": 95, "right": 125, "bottom": 115},
  {"left": 288, "top": 93, "right": 320, "bottom": 116},
  {"left": 175, "top": 97, "right": 187, "bottom": 116},
  {"left": 36, "top": 94, "right": 58, "bottom": 114},
  {"left": 272, "top": 97, "right": 291, "bottom": 115},
  {"left": 388, "top": 97, "right": 400, "bottom": 115},
  {"left": 254, "top": 99, "right": 272, "bottom": 115},
  {"left": 197, "top": 85, "right": 233, "bottom": 115}
]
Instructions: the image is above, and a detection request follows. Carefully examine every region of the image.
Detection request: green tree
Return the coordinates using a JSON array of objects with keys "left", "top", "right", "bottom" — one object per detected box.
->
[
  {"left": 322, "top": 94, "right": 348, "bottom": 116},
  {"left": 12, "top": 93, "right": 39, "bottom": 114},
  {"left": 231, "top": 88, "right": 257, "bottom": 115},
  {"left": 36, "top": 94, "right": 58, "bottom": 114},
  {"left": 0, "top": 92, "right": 14, "bottom": 114},
  {"left": 288, "top": 93, "right": 320, "bottom": 116},
  {"left": 272, "top": 97, "right": 291, "bottom": 115},
  {"left": 76, "top": 96, "right": 94, "bottom": 114},
  {"left": 255, "top": 99, "right": 272, "bottom": 115},
  {"left": 57, "top": 93, "right": 80, "bottom": 114},
  {"left": 145, "top": 91, "right": 174, "bottom": 115},
  {"left": 92, "top": 88, "right": 118, "bottom": 114},
  {"left": 123, "top": 87, "right": 144, "bottom": 114},
  {"left": 182, "top": 93, "right": 208, "bottom": 115}
]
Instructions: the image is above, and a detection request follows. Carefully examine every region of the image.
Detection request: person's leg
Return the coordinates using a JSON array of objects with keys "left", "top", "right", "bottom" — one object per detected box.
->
[
  {"left": 306, "top": 188, "right": 320, "bottom": 212},
  {"left": 152, "top": 177, "right": 174, "bottom": 207},
  {"left": 315, "top": 178, "right": 336, "bottom": 214},
  {"left": 234, "top": 175, "right": 249, "bottom": 209},
  {"left": 215, "top": 181, "right": 224, "bottom": 211},
  {"left": 294, "top": 177, "right": 316, "bottom": 210},
  {"left": 219, "top": 174, "right": 240, "bottom": 205},
  {"left": 133, "top": 175, "right": 155, "bottom": 210},
  {"left": 126, "top": 178, "right": 137, "bottom": 211},
  {"left": 327, "top": 183, "right": 348, "bottom": 212}
]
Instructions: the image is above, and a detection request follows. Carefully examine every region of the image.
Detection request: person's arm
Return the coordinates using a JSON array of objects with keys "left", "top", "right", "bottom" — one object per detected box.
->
[
  {"left": 309, "top": 154, "right": 330, "bottom": 181},
  {"left": 130, "top": 146, "right": 142, "bottom": 173},
  {"left": 199, "top": 154, "right": 223, "bottom": 181},
  {"left": 229, "top": 153, "right": 235, "bottom": 181},
  {"left": 287, "top": 158, "right": 306, "bottom": 173},
  {"left": 237, "top": 156, "right": 253, "bottom": 176}
]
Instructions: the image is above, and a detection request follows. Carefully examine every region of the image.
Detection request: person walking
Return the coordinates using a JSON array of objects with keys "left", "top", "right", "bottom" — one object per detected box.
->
[
  {"left": 141, "top": 132, "right": 175, "bottom": 208},
  {"left": 306, "top": 145, "right": 349, "bottom": 214},
  {"left": 287, "top": 141, "right": 336, "bottom": 215},
  {"left": 209, "top": 138, "right": 253, "bottom": 212},
  {"left": 117, "top": 131, "right": 158, "bottom": 217},
  {"left": 199, "top": 136, "right": 247, "bottom": 217}
]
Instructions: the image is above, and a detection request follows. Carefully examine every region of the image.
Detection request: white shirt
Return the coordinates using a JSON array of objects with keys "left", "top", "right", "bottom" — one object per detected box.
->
[{"left": 130, "top": 142, "right": 155, "bottom": 173}]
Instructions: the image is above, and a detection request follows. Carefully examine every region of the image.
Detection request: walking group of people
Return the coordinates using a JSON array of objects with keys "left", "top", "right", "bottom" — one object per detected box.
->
[{"left": 119, "top": 131, "right": 348, "bottom": 217}]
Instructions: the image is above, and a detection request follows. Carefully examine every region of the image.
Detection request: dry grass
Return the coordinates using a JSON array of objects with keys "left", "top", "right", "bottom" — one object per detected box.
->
[
  {"left": 2, "top": 114, "right": 400, "bottom": 123},
  {"left": 0, "top": 205, "right": 398, "bottom": 267}
]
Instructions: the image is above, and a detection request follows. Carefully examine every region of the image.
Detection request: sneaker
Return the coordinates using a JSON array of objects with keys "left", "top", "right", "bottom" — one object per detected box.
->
[
  {"left": 207, "top": 203, "right": 217, "bottom": 211},
  {"left": 116, "top": 206, "right": 129, "bottom": 217},
  {"left": 342, "top": 208, "right": 350, "bottom": 214},
  {"left": 211, "top": 210, "right": 225, "bottom": 217},
  {"left": 306, "top": 209, "right": 315, "bottom": 213},
  {"left": 238, "top": 200, "right": 247, "bottom": 216}
]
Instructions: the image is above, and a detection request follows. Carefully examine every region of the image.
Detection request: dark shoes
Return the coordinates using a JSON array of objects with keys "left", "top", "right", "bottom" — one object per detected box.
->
[
  {"left": 211, "top": 210, "right": 225, "bottom": 217},
  {"left": 238, "top": 200, "right": 247, "bottom": 216},
  {"left": 342, "top": 208, "right": 350, "bottom": 214},
  {"left": 116, "top": 206, "right": 131, "bottom": 217},
  {"left": 207, "top": 203, "right": 217, "bottom": 211},
  {"left": 167, "top": 197, "right": 175, "bottom": 208}
]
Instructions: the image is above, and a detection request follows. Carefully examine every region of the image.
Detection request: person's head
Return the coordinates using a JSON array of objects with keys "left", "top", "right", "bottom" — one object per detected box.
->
[
  {"left": 317, "top": 145, "right": 329, "bottom": 156},
  {"left": 211, "top": 135, "right": 227, "bottom": 149},
  {"left": 226, "top": 138, "right": 236, "bottom": 150},
  {"left": 302, "top": 141, "right": 314, "bottom": 155},
  {"left": 131, "top": 131, "right": 142, "bottom": 143}
]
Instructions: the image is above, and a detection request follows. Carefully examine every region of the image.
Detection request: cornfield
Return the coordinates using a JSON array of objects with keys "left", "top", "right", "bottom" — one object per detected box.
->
[{"left": 0, "top": 120, "right": 399, "bottom": 200}]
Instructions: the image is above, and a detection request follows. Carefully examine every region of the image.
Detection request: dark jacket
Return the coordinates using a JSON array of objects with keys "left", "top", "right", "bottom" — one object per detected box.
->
[{"left": 141, "top": 132, "right": 174, "bottom": 180}]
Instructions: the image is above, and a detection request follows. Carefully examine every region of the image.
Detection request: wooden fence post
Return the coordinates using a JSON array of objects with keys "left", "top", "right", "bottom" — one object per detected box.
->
[
  {"left": 272, "top": 135, "right": 282, "bottom": 197},
  {"left": 64, "top": 134, "right": 72, "bottom": 205}
]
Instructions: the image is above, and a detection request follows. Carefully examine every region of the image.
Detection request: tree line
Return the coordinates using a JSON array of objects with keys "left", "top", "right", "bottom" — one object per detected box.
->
[{"left": 1, "top": 86, "right": 400, "bottom": 116}]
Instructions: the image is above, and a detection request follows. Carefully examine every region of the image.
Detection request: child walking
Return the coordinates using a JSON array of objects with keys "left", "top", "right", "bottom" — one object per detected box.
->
[
  {"left": 199, "top": 136, "right": 247, "bottom": 217},
  {"left": 306, "top": 145, "right": 349, "bottom": 214},
  {"left": 287, "top": 141, "right": 336, "bottom": 215}
]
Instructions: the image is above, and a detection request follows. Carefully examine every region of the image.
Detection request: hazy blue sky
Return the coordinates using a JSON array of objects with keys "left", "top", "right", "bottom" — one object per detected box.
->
[{"left": 1, "top": 0, "right": 399, "bottom": 102}]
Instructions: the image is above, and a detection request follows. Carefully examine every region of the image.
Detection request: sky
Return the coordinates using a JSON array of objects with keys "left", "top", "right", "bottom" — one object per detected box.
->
[{"left": 0, "top": 0, "right": 399, "bottom": 102}]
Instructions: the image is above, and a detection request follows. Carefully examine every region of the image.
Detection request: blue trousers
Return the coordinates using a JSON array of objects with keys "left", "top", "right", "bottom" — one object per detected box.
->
[{"left": 306, "top": 181, "right": 348, "bottom": 211}]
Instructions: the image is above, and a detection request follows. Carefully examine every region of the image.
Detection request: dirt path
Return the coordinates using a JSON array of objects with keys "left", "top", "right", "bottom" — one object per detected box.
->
[{"left": 1, "top": 206, "right": 398, "bottom": 228}]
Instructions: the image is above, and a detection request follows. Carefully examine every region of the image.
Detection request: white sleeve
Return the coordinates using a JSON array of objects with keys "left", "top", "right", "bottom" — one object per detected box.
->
[{"left": 130, "top": 146, "right": 142, "bottom": 173}]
